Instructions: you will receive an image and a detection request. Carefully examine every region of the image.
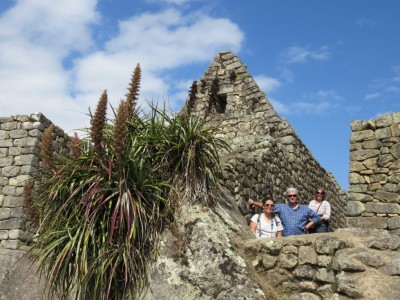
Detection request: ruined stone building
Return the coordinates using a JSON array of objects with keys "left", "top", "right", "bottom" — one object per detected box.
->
[
  {"left": 181, "top": 51, "right": 347, "bottom": 229},
  {"left": 1, "top": 52, "right": 400, "bottom": 299}
]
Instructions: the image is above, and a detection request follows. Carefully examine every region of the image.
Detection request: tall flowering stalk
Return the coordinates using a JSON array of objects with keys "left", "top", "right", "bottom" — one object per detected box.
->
[
  {"left": 112, "top": 100, "right": 130, "bottom": 168},
  {"left": 70, "top": 132, "right": 81, "bottom": 159},
  {"left": 126, "top": 63, "right": 141, "bottom": 121},
  {"left": 91, "top": 90, "right": 108, "bottom": 157}
]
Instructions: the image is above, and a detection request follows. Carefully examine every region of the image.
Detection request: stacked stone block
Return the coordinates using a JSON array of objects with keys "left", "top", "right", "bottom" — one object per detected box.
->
[
  {"left": 245, "top": 231, "right": 400, "bottom": 299},
  {"left": 183, "top": 51, "right": 347, "bottom": 229},
  {"left": 347, "top": 112, "right": 400, "bottom": 232},
  {"left": 0, "top": 113, "right": 70, "bottom": 249}
]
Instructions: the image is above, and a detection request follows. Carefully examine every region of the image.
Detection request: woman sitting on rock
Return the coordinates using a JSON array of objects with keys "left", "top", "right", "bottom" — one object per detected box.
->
[{"left": 249, "top": 198, "right": 283, "bottom": 238}]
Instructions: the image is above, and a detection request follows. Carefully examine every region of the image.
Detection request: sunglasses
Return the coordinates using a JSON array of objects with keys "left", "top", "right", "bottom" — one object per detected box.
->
[
  {"left": 316, "top": 192, "right": 324, "bottom": 195},
  {"left": 287, "top": 195, "right": 297, "bottom": 198},
  {"left": 264, "top": 204, "right": 274, "bottom": 208}
]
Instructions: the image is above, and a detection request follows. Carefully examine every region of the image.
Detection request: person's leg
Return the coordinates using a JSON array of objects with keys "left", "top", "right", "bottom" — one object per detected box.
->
[
  {"left": 308, "top": 225, "right": 317, "bottom": 234},
  {"left": 315, "top": 223, "right": 329, "bottom": 233}
]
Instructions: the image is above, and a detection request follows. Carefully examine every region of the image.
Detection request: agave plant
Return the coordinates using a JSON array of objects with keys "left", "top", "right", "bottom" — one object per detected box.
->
[{"left": 27, "top": 65, "right": 230, "bottom": 300}]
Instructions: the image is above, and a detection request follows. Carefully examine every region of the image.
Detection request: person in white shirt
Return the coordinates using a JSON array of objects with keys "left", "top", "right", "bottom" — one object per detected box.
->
[
  {"left": 249, "top": 198, "right": 283, "bottom": 238},
  {"left": 308, "top": 188, "right": 331, "bottom": 233}
]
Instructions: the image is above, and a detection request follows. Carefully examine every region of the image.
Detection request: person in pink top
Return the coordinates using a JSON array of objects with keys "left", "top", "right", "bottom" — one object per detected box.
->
[{"left": 308, "top": 188, "right": 331, "bottom": 233}]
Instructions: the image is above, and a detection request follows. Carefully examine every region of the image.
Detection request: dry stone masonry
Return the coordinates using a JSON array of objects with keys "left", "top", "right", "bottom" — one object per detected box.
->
[
  {"left": 183, "top": 51, "right": 347, "bottom": 229},
  {"left": 244, "top": 229, "right": 400, "bottom": 299},
  {"left": 347, "top": 112, "right": 400, "bottom": 232},
  {"left": 0, "top": 113, "right": 70, "bottom": 249}
]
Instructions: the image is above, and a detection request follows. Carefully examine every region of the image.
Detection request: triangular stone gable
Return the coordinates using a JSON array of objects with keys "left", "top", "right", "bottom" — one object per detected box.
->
[{"left": 183, "top": 52, "right": 283, "bottom": 148}]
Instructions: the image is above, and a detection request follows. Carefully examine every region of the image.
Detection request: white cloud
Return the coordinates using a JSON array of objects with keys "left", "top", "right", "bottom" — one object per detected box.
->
[
  {"left": 0, "top": 2, "right": 243, "bottom": 134},
  {"left": 103, "top": 10, "right": 242, "bottom": 70},
  {"left": 364, "top": 92, "right": 380, "bottom": 100},
  {"left": 392, "top": 66, "right": 400, "bottom": 82},
  {"left": 253, "top": 75, "right": 282, "bottom": 94},
  {"left": 291, "top": 101, "right": 337, "bottom": 114},
  {"left": 344, "top": 105, "right": 362, "bottom": 114},
  {"left": 73, "top": 8, "right": 243, "bottom": 115},
  {"left": 0, "top": 0, "right": 98, "bottom": 53},
  {"left": 271, "top": 89, "right": 345, "bottom": 117},
  {"left": 0, "top": 0, "right": 98, "bottom": 134},
  {"left": 280, "top": 45, "right": 331, "bottom": 64},
  {"left": 385, "top": 86, "right": 400, "bottom": 93},
  {"left": 159, "top": 78, "right": 194, "bottom": 111},
  {"left": 314, "top": 90, "right": 343, "bottom": 101},
  {"left": 356, "top": 18, "right": 376, "bottom": 28},
  {"left": 364, "top": 65, "right": 400, "bottom": 100},
  {"left": 278, "top": 67, "right": 294, "bottom": 83},
  {"left": 146, "top": 0, "right": 191, "bottom": 5},
  {"left": 269, "top": 98, "right": 338, "bottom": 116},
  {"left": 365, "top": 66, "right": 400, "bottom": 101},
  {"left": 269, "top": 98, "right": 289, "bottom": 115}
]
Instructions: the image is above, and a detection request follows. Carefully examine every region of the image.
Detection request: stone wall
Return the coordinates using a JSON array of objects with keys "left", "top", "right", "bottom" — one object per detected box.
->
[
  {"left": 244, "top": 229, "right": 400, "bottom": 299},
  {"left": 183, "top": 52, "right": 347, "bottom": 229},
  {"left": 0, "top": 113, "right": 70, "bottom": 249},
  {"left": 347, "top": 112, "right": 400, "bottom": 232}
]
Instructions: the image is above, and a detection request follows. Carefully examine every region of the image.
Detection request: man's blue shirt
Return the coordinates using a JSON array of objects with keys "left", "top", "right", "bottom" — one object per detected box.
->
[{"left": 274, "top": 204, "right": 320, "bottom": 236}]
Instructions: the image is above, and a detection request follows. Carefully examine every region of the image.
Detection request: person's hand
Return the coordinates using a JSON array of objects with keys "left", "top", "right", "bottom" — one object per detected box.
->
[
  {"left": 248, "top": 198, "right": 255, "bottom": 206},
  {"left": 318, "top": 215, "right": 324, "bottom": 224}
]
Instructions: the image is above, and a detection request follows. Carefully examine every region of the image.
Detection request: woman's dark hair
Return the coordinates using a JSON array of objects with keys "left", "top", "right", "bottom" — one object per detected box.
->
[{"left": 261, "top": 198, "right": 275, "bottom": 205}]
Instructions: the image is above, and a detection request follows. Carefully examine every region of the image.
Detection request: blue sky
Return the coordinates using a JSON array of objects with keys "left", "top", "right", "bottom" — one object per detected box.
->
[{"left": 1, "top": 0, "right": 400, "bottom": 191}]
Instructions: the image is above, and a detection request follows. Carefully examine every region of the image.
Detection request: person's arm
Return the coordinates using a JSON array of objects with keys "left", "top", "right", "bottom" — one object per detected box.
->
[
  {"left": 304, "top": 207, "right": 320, "bottom": 231},
  {"left": 321, "top": 201, "right": 331, "bottom": 220},
  {"left": 308, "top": 207, "right": 321, "bottom": 224},
  {"left": 305, "top": 221, "right": 314, "bottom": 231},
  {"left": 273, "top": 203, "right": 281, "bottom": 214},
  {"left": 248, "top": 198, "right": 263, "bottom": 208},
  {"left": 249, "top": 221, "right": 257, "bottom": 234},
  {"left": 308, "top": 200, "right": 315, "bottom": 209},
  {"left": 275, "top": 215, "right": 283, "bottom": 237}
]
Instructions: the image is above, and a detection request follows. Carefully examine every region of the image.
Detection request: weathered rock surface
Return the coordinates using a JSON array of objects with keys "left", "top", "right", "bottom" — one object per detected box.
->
[
  {"left": 0, "top": 248, "right": 46, "bottom": 300},
  {"left": 143, "top": 194, "right": 269, "bottom": 300},
  {"left": 141, "top": 205, "right": 400, "bottom": 300}
]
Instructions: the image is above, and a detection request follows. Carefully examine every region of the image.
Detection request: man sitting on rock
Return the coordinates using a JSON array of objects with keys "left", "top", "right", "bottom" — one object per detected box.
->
[{"left": 248, "top": 187, "right": 320, "bottom": 236}]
